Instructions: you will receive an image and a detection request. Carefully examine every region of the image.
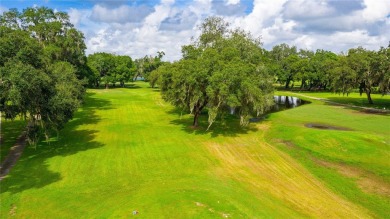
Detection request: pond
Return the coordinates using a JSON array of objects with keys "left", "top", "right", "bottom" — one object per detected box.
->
[
  {"left": 272, "top": 95, "right": 308, "bottom": 111},
  {"left": 249, "top": 96, "right": 308, "bottom": 122}
]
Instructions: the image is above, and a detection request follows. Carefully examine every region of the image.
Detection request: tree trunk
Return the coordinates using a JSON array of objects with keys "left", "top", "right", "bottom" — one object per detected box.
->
[
  {"left": 300, "top": 79, "right": 304, "bottom": 90},
  {"left": 105, "top": 83, "right": 109, "bottom": 89},
  {"left": 193, "top": 112, "right": 199, "bottom": 127},
  {"left": 366, "top": 89, "right": 373, "bottom": 104},
  {"left": 285, "top": 79, "right": 291, "bottom": 89},
  {"left": 308, "top": 82, "right": 313, "bottom": 91}
]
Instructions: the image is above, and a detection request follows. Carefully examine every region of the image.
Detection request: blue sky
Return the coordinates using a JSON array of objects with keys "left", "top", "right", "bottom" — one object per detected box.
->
[{"left": 1, "top": 0, "right": 389, "bottom": 61}]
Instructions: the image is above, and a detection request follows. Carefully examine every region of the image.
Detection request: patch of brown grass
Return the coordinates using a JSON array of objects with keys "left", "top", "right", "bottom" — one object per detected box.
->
[
  {"left": 205, "top": 130, "right": 374, "bottom": 218},
  {"left": 315, "top": 159, "right": 390, "bottom": 197}
]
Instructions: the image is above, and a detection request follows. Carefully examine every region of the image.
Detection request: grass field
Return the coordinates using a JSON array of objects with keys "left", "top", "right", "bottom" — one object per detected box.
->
[{"left": 1, "top": 82, "right": 389, "bottom": 218}]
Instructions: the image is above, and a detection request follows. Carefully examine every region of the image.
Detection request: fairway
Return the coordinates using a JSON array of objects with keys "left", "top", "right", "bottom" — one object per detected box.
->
[{"left": 1, "top": 82, "right": 389, "bottom": 218}]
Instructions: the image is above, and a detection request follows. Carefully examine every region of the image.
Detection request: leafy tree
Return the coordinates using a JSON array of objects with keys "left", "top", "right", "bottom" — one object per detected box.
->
[
  {"left": 310, "top": 50, "right": 338, "bottom": 90},
  {"left": 0, "top": 7, "right": 89, "bottom": 79},
  {"left": 87, "top": 53, "right": 133, "bottom": 88},
  {"left": 270, "top": 43, "right": 298, "bottom": 88},
  {"left": 347, "top": 47, "right": 378, "bottom": 104},
  {"left": 87, "top": 52, "right": 115, "bottom": 88},
  {"left": 375, "top": 46, "right": 390, "bottom": 95},
  {"left": 330, "top": 55, "right": 356, "bottom": 96},
  {"left": 114, "top": 55, "right": 133, "bottom": 87},
  {"left": 134, "top": 51, "right": 165, "bottom": 82},
  {"left": 149, "top": 62, "right": 170, "bottom": 88},
  {"left": 160, "top": 17, "right": 274, "bottom": 128},
  {"left": 0, "top": 7, "right": 86, "bottom": 144}
]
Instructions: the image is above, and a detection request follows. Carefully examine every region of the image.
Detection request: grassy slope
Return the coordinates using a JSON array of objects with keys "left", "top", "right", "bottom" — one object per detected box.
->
[
  {"left": 268, "top": 92, "right": 390, "bottom": 217},
  {"left": 0, "top": 82, "right": 388, "bottom": 218}
]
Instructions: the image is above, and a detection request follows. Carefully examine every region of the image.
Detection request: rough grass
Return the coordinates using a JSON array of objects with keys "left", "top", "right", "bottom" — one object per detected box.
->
[{"left": 0, "top": 82, "right": 388, "bottom": 218}]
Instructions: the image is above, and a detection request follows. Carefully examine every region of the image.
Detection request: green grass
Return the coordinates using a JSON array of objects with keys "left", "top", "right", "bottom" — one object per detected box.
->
[
  {"left": 1, "top": 82, "right": 389, "bottom": 218},
  {"left": 264, "top": 99, "right": 390, "bottom": 218}
]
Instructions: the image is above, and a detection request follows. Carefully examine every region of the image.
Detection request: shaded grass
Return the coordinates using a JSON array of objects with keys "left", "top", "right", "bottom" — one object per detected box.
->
[
  {"left": 0, "top": 118, "right": 26, "bottom": 163},
  {"left": 0, "top": 82, "right": 388, "bottom": 218}
]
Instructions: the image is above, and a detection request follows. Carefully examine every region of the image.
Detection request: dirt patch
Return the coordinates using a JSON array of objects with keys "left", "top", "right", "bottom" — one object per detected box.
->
[
  {"left": 315, "top": 159, "right": 390, "bottom": 197},
  {"left": 9, "top": 204, "right": 17, "bottom": 217},
  {"left": 195, "top": 202, "right": 205, "bottom": 207},
  {"left": 0, "top": 131, "right": 27, "bottom": 180},
  {"left": 305, "top": 123, "right": 353, "bottom": 131},
  {"left": 274, "top": 139, "right": 299, "bottom": 150}
]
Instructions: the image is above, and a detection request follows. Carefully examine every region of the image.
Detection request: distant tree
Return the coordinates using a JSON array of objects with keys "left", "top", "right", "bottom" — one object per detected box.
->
[
  {"left": 148, "top": 62, "right": 170, "bottom": 88},
  {"left": 269, "top": 43, "right": 298, "bottom": 89},
  {"left": 375, "top": 46, "right": 390, "bottom": 96},
  {"left": 310, "top": 50, "right": 338, "bottom": 90},
  {"left": 134, "top": 51, "right": 165, "bottom": 82},
  {"left": 114, "top": 55, "right": 133, "bottom": 87},
  {"left": 87, "top": 52, "right": 115, "bottom": 88},
  {"left": 330, "top": 55, "right": 356, "bottom": 96},
  {"left": 347, "top": 47, "right": 378, "bottom": 104}
]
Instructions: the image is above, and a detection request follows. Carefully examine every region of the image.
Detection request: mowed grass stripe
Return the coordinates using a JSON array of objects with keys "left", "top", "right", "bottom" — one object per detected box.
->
[
  {"left": 206, "top": 129, "right": 373, "bottom": 218},
  {"left": 0, "top": 82, "right": 384, "bottom": 218}
]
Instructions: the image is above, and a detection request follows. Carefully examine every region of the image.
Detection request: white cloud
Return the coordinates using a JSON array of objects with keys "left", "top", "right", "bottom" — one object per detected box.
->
[
  {"left": 0, "top": 6, "right": 8, "bottom": 14},
  {"left": 283, "top": 0, "right": 334, "bottom": 19},
  {"left": 90, "top": 4, "right": 154, "bottom": 23},
  {"left": 293, "top": 35, "right": 315, "bottom": 50},
  {"left": 361, "top": 0, "right": 390, "bottom": 22},
  {"left": 225, "top": 0, "right": 240, "bottom": 5},
  {"left": 62, "top": 0, "right": 390, "bottom": 61}
]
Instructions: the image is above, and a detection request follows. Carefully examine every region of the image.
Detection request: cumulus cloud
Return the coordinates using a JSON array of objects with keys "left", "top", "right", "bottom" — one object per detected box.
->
[
  {"left": 361, "top": 0, "right": 390, "bottom": 22},
  {"left": 61, "top": 0, "right": 390, "bottom": 60},
  {"left": 0, "top": 6, "right": 8, "bottom": 14},
  {"left": 89, "top": 0, "right": 128, "bottom": 8},
  {"left": 212, "top": 1, "right": 247, "bottom": 16},
  {"left": 90, "top": 4, "right": 154, "bottom": 23},
  {"left": 283, "top": 0, "right": 335, "bottom": 20}
]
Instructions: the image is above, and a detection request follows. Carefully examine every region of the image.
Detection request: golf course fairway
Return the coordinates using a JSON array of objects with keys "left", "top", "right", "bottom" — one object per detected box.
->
[{"left": 1, "top": 82, "right": 389, "bottom": 218}]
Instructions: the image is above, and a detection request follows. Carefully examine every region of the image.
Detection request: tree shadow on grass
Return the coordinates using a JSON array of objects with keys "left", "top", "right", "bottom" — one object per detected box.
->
[
  {"left": 90, "top": 83, "right": 142, "bottom": 90},
  {"left": 1, "top": 119, "right": 27, "bottom": 162},
  {"left": 167, "top": 108, "right": 259, "bottom": 138},
  {"left": 0, "top": 92, "right": 113, "bottom": 194}
]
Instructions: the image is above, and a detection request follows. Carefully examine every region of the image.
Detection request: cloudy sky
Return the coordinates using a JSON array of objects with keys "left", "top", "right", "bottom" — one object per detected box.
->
[{"left": 1, "top": 0, "right": 389, "bottom": 61}]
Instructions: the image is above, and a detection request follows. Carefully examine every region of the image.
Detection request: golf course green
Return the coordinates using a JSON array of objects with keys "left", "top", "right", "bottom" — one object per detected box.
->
[{"left": 1, "top": 82, "right": 389, "bottom": 218}]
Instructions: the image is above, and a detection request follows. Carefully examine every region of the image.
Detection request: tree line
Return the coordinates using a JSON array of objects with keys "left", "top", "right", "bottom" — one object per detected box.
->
[
  {"left": 86, "top": 51, "right": 165, "bottom": 89},
  {"left": 147, "top": 17, "right": 389, "bottom": 128},
  {"left": 268, "top": 43, "right": 390, "bottom": 104}
]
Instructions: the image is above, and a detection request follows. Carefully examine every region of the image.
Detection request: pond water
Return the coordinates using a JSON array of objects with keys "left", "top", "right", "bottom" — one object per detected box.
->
[
  {"left": 272, "top": 96, "right": 308, "bottom": 111},
  {"left": 249, "top": 96, "right": 308, "bottom": 122}
]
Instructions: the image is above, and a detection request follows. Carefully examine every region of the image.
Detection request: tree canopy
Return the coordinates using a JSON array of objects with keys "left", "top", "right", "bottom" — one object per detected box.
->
[
  {"left": 87, "top": 52, "right": 134, "bottom": 88},
  {"left": 158, "top": 17, "right": 274, "bottom": 128},
  {"left": 0, "top": 7, "right": 86, "bottom": 144}
]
